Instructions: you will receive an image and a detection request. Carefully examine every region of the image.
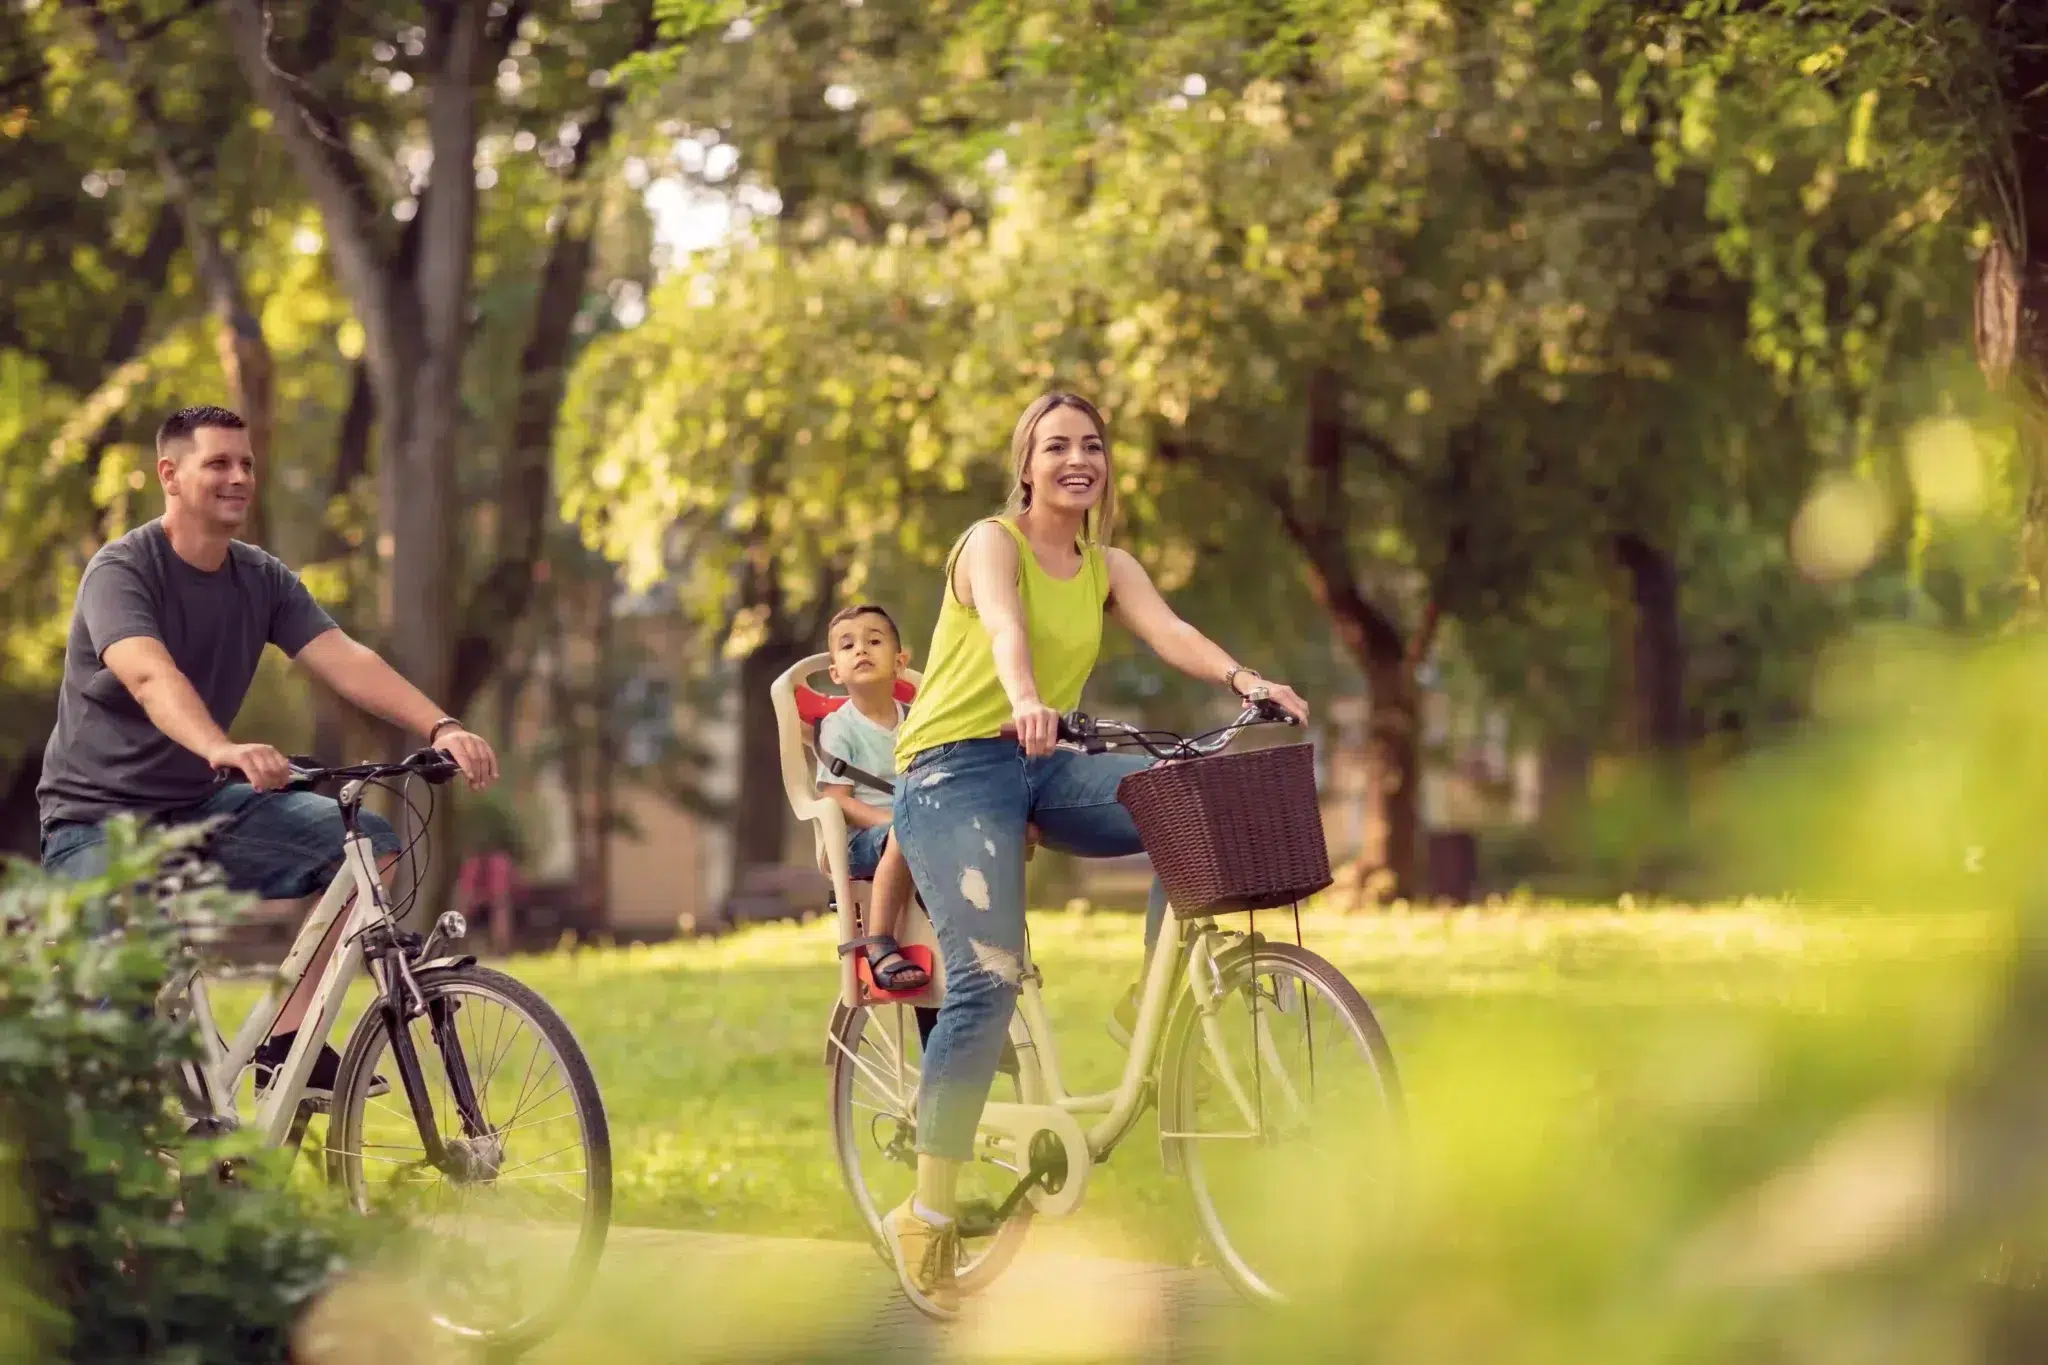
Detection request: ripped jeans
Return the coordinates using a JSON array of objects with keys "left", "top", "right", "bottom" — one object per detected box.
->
[{"left": 892, "top": 737, "right": 1166, "bottom": 1162}]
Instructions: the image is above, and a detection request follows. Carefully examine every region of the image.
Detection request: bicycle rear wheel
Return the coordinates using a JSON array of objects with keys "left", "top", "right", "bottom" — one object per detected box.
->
[
  {"left": 828, "top": 999, "right": 1034, "bottom": 1294},
  {"left": 1160, "top": 940, "right": 1402, "bottom": 1304},
  {"left": 328, "top": 964, "right": 611, "bottom": 1350}
]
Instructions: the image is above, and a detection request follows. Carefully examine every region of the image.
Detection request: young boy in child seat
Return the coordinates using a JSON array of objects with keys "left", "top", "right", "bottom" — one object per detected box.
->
[{"left": 816, "top": 604, "right": 929, "bottom": 992}]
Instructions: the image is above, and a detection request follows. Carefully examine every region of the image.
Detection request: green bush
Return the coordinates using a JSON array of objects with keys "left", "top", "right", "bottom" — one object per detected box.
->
[{"left": 0, "top": 818, "right": 353, "bottom": 1364}]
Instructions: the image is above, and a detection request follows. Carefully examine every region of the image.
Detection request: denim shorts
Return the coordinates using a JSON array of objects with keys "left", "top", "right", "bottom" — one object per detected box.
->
[
  {"left": 40, "top": 784, "right": 401, "bottom": 901},
  {"left": 847, "top": 822, "right": 892, "bottom": 881}
]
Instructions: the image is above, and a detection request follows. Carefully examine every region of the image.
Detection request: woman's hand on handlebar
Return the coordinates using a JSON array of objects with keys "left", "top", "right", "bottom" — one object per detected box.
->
[
  {"left": 1009, "top": 699, "right": 1062, "bottom": 757},
  {"left": 208, "top": 740, "right": 292, "bottom": 792},
  {"left": 1240, "top": 678, "right": 1310, "bottom": 725}
]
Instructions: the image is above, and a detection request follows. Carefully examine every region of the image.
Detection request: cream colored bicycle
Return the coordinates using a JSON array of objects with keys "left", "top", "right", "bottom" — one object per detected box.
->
[
  {"left": 159, "top": 747, "right": 610, "bottom": 1352},
  {"left": 823, "top": 705, "right": 1404, "bottom": 1303}
]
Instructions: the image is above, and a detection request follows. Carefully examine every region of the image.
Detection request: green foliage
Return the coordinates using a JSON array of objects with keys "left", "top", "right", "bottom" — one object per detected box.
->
[
  {"left": 0, "top": 821, "right": 351, "bottom": 1364},
  {"left": 555, "top": 235, "right": 1003, "bottom": 640}
]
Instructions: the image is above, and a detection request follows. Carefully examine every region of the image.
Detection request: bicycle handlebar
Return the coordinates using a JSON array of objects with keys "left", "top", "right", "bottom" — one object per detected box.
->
[
  {"left": 213, "top": 746, "right": 462, "bottom": 791},
  {"left": 1056, "top": 698, "right": 1298, "bottom": 760}
]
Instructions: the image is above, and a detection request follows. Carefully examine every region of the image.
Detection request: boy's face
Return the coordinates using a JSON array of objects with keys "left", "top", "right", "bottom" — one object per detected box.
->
[{"left": 828, "top": 612, "right": 908, "bottom": 687}]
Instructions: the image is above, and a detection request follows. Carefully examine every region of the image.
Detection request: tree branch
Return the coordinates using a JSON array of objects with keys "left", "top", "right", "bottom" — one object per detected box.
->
[
  {"left": 448, "top": 1, "right": 662, "bottom": 711},
  {"left": 415, "top": 2, "right": 485, "bottom": 356},
  {"left": 65, "top": 0, "right": 275, "bottom": 544},
  {"left": 0, "top": 0, "right": 216, "bottom": 103},
  {"left": 221, "top": 0, "right": 403, "bottom": 385},
  {"left": 1262, "top": 477, "right": 1407, "bottom": 671}
]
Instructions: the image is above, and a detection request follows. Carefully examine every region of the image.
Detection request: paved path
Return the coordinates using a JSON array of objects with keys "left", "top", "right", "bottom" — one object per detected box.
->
[{"left": 524, "top": 1226, "right": 1246, "bottom": 1363}]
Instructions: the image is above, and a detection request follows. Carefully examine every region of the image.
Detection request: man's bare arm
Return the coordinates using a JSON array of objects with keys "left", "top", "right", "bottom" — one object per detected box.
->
[
  {"left": 101, "top": 637, "right": 290, "bottom": 788},
  {"left": 293, "top": 629, "right": 500, "bottom": 787}
]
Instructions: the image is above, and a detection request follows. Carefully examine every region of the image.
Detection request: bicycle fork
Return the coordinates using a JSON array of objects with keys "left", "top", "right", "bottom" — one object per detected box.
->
[{"left": 366, "top": 939, "right": 494, "bottom": 1179}]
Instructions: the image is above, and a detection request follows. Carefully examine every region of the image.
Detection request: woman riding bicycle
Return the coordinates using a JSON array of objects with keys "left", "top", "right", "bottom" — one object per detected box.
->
[{"left": 882, "top": 392, "right": 1309, "bottom": 1318}]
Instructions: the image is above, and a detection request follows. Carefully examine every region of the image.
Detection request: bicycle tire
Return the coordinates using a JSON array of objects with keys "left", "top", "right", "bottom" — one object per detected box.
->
[
  {"left": 329, "top": 964, "right": 611, "bottom": 1350},
  {"left": 827, "top": 999, "right": 1033, "bottom": 1295},
  {"left": 1158, "top": 940, "right": 1402, "bottom": 1304}
]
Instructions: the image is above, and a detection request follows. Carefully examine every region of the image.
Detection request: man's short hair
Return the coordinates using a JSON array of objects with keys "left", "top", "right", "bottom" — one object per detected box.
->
[
  {"left": 156, "top": 405, "right": 247, "bottom": 460},
  {"left": 827, "top": 603, "right": 900, "bottom": 647}
]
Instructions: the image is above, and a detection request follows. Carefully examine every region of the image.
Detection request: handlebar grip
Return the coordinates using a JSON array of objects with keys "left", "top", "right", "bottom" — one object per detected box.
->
[
  {"left": 406, "top": 746, "right": 463, "bottom": 785},
  {"left": 212, "top": 761, "right": 319, "bottom": 790},
  {"left": 1249, "top": 696, "right": 1298, "bottom": 725}
]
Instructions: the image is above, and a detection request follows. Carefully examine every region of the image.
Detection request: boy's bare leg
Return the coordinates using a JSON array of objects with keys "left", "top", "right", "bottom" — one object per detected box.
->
[
  {"left": 272, "top": 853, "right": 398, "bottom": 1038},
  {"left": 870, "top": 831, "right": 912, "bottom": 943}
]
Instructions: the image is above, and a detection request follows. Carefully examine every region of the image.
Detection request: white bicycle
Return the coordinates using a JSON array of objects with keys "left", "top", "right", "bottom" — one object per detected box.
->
[
  {"left": 159, "top": 747, "right": 611, "bottom": 1353},
  {"left": 824, "top": 704, "right": 1404, "bottom": 1304}
]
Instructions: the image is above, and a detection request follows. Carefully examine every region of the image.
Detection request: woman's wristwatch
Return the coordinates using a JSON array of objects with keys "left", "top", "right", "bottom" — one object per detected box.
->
[
  {"left": 1224, "top": 666, "right": 1265, "bottom": 699},
  {"left": 427, "top": 716, "right": 464, "bottom": 743}
]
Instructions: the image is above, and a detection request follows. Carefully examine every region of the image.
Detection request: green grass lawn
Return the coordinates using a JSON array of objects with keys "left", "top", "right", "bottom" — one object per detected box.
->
[{"left": 223, "top": 904, "right": 2007, "bottom": 1271}]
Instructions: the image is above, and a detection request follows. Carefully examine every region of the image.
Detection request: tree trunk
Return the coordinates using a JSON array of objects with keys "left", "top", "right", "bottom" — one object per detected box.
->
[
  {"left": 310, "top": 361, "right": 374, "bottom": 765},
  {"left": 214, "top": 304, "right": 275, "bottom": 549},
  {"left": 447, "top": 220, "right": 598, "bottom": 713},
  {"left": 588, "top": 574, "right": 617, "bottom": 925},
  {"left": 1990, "top": 14, "right": 2048, "bottom": 608},
  {"left": 1362, "top": 654, "right": 1422, "bottom": 903},
  {"left": 1256, "top": 371, "right": 1424, "bottom": 903},
  {"left": 725, "top": 570, "right": 812, "bottom": 903},
  {"left": 1612, "top": 531, "right": 1689, "bottom": 802},
  {"left": 1537, "top": 734, "right": 1592, "bottom": 840},
  {"left": 0, "top": 715, "right": 52, "bottom": 859}
]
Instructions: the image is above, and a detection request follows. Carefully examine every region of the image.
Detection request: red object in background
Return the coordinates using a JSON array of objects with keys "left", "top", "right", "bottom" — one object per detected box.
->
[
  {"left": 459, "top": 850, "right": 515, "bottom": 905},
  {"left": 795, "top": 678, "right": 917, "bottom": 726},
  {"left": 458, "top": 851, "right": 517, "bottom": 952}
]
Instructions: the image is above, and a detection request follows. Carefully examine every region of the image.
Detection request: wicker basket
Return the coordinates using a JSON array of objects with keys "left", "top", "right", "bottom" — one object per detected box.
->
[{"left": 1116, "top": 743, "right": 1332, "bottom": 915}]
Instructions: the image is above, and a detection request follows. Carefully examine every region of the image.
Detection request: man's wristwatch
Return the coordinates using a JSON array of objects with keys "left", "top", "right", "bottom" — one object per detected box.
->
[{"left": 427, "top": 717, "right": 464, "bottom": 743}]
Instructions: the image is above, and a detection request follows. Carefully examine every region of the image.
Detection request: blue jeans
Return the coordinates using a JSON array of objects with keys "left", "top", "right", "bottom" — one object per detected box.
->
[
  {"left": 892, "top": 738, "right": 1165, "bottom": 1161},
  {"left": 40, "top": 785, "right": 401, "bottom": 901},
  {"left": 847, "top": 822, "right": 892, "bottom": 881}
]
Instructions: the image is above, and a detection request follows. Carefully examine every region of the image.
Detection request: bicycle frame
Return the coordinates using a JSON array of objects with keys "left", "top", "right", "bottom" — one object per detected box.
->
[
  {"left": 972, "top": 911, "right": 1263, "bottom": 1217},
  {"left": 170, "top": 824, "right": 387, "bottom": 1148}
]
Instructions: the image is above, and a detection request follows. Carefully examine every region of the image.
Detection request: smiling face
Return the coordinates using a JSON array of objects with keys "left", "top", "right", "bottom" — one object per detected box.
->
[
  {"left": 159, "top": 424, "right": 255, "bottom": 533},
  {"left": 1008, "top": 393, "right": 1117, "bottom": 542},
  {"left": 827, "top": 609, "right": 907, "bottom": 690},
  {"left": 1024, "top": 405, "right": 1108, "bottom": 518}
]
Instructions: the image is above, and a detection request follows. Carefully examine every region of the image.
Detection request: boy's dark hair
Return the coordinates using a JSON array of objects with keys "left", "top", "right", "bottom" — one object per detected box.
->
[
  {"left": 827, "top": 603, "right": 900, "bottom": 647},
  {"left": 156, "top": 405, "right": 247, "bottom": 460}
]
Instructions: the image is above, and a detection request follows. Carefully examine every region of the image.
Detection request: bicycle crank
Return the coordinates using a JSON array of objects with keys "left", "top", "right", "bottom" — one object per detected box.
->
[{"left": 960, "top": 1129, "right": 1072, "bottom": 1237}]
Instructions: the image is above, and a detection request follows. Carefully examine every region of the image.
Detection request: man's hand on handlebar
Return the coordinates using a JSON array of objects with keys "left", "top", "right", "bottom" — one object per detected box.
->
[
  {"left": 208, "top": 740, "right": 292, "bottom": 792},
  {"left": 433, "top": 727, "right": 500, "bottom": 791}
]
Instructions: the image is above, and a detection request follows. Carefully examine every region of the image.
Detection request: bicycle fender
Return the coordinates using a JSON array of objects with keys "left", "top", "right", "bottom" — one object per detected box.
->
[{"left": 414, "top": 955, "right": 479, "bottom": 974}]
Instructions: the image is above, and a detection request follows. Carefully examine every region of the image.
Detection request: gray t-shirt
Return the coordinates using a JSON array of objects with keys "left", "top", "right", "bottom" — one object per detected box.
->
[{"left": 36, "top": 519, "right": 337, "bottom": 828}]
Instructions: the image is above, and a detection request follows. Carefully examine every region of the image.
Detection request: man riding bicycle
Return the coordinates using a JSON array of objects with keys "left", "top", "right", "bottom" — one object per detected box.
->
[{"left": 34, "top": 404, "right": 500, "bottom": 1102}]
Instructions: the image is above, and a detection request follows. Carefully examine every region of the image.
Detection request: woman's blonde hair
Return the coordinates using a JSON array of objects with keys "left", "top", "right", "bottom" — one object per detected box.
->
[{"left": 1004, "top": 392, "right": 1117, "bottom": 548}]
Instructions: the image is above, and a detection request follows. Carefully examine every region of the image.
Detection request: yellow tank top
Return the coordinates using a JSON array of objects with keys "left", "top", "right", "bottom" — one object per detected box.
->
[{"left": 896, "top": 518, "right": 1109, "bottom": 768}]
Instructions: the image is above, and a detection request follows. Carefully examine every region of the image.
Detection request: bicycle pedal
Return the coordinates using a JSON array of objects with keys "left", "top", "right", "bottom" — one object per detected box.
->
[{"left": 955, "top": 1199, "right": 1002, "bottom": 1238}]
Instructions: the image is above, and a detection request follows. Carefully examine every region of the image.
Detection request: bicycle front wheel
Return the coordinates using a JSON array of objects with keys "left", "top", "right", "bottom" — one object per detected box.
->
[
  {"left": 1160, "top": 940, "right": 1402, "bottom": 1304},
  {"left": 328, "top": 964, "right": 611, "bottom": 1350}
]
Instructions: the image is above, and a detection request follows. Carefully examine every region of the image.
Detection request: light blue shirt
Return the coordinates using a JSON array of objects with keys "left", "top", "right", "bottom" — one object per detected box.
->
[{"left": 815, "top": 700, "right": 905, "bottom": 810}]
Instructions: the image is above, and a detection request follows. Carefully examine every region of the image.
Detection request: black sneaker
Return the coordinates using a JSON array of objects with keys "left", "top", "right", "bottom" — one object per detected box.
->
[{"left": 253, "top": 1033, "right": 388, "bottom": 1106}]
